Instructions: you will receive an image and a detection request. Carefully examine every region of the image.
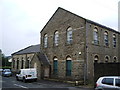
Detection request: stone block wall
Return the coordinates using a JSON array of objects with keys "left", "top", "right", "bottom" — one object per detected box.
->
[
  {"left": 86, "top": 21, "right": 120, "bottom": 82},
  {"left": 41, "top": 8, "right": 86, "bottom": 81},
  {"left": 12, "top": 53, "right": 34, "bottom": 72}
]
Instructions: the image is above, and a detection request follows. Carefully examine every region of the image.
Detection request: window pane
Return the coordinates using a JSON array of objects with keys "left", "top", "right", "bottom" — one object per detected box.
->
[
  {"left": 17, "top": 60, "right": 19, "bottom": 69},
  {"left": 115, "top": 79, "right": 120, "bottom": 87},
  {"left": 54, "top": 31, "right": 59, "bottom": 46},
  {"left": 102, "top": 78, "right": 114, "bottom": 85},
  {"left": 67, "top": 28, "right": 73, "bottom": 44},
  {"left": 21, "top": 60, "right": 24, "bottom": 69},
  {"left": 93, "top": 28, "right": 99, "bottom": 44},
  {"left": 104, "top": 32, "right": 109, "bottom": 46},
  {"left": 113, "top": 35, "right": 116, "bottom": 47},
  {"left": 44, "top": 34, "right": 48, "bottom": 48},
  {"left": 26, "top": 60, "right": 29, "bottom": 68}
]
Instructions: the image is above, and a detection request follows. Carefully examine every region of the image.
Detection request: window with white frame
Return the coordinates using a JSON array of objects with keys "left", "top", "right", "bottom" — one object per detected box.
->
[
  {"left": 44, "top": 34, "right": 48, "bottom": 48},
  {"left": 113, "top": 56, "right": 117, "bottom": 62},
  {"left": 104, "top": 31, "right": 109, "bottom": 46},
  {"left": 67, "top": 27, "right": 73, "bottom": 44},
  {"left": 93, "top": 28, "right": 99, "bottom": 44},
  {"left": 113, "top": 34, "right": 116, "bottom": 48},
  {"left": 105, "top": 55, "right": 110, "bottom": 62},
  {"left": 54, "top": 31, "right": 59, "bottom": 46},
  {"left": 94, "top": 55, "right": 99, "bottom": 63}
]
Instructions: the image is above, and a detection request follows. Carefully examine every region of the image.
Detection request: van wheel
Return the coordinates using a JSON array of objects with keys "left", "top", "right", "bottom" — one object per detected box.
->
[
  {"left": 16, "top": 76, "right": 19, "bottom": 81},
  {"left": 34, "top": 79, "right": 37, "bottom": 82},
  {"left": 23, "top": 77, "right": 26, "bottom": 83}
]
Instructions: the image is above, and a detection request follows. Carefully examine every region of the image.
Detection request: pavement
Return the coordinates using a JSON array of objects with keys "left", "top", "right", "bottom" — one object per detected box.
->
[
  {"left": 1, "top": 75, "right": 94, "bottom": 90},
  {"left": 35, "top": 78, "right": 94, "bottom": 89}
]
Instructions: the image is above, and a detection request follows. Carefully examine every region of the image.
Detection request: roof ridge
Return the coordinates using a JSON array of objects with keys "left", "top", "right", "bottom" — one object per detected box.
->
[
  {"left": 12, "top": 45, "right": 33, "bottom": 55},
  {"left": 12, "top": 44, "right": 40, "bottom": 55}
]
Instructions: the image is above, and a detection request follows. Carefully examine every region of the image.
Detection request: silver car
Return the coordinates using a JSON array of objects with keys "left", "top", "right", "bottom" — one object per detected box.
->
[
  {"left": 95, "top": 76, "right": 120, "bottom": 90},
  {"left": 2, "top": 69, "right": 12, "bottom": 77}
]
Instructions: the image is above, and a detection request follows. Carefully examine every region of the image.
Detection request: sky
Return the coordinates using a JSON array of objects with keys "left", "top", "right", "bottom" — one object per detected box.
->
[{"left": 0, "top": 0, "right": 120, "bottom": 56}]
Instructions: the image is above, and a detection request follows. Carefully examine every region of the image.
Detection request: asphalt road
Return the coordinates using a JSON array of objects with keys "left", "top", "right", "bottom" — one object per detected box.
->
[{"left": 1, "top": 76, "right": 94, "bottom": 90}]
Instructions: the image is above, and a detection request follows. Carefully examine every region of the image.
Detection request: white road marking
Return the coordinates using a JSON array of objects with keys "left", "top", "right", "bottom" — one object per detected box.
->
[{"left": 14, "top": 84, "right": 28, "bottom": 88}]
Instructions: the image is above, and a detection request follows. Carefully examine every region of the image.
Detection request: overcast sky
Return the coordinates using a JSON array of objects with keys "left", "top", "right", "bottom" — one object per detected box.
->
[{"left": 0, "top": 0, "right": 119, "bottom": 56}]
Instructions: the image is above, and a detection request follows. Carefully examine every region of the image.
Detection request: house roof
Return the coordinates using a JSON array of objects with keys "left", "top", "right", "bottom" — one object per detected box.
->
[
  {"left": 12, "top": 44, "right": 40, "bottom": 55},
  {"left": 37, "top": 53, "right": 50, "bottom": 66},
  {"left": 40, "top": 7, "right": 120, "bottom": 34}
]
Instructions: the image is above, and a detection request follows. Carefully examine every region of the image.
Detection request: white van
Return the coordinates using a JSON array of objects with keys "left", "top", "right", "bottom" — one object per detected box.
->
[{"left": 16, "top": 68, "right": 37, "bottom": 82}]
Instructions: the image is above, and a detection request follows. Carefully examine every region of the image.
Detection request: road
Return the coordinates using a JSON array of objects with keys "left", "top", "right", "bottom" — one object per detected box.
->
[{"left": 1, "top": 76, "right": 94, "bottom": 90}]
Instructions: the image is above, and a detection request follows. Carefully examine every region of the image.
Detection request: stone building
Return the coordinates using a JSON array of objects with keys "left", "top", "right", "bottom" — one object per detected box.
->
[
  {"left": 12, "top": 44, "right": 50, "bottom": 79},
  {"left": 40, "top": 7, "right": 120, "bottom": 82}
]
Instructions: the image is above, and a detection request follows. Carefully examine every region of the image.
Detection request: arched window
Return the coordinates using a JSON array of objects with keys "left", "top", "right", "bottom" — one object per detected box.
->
[
  {"left": 67, "top": 27, "right": 73, "bottom": 44},
  {"left": 17, "top": 58, "right": 19, "bottom": 69},
  {"left": 104, "top": 31, "right": 109, "bottom": 46},
  {"left": 93, "top": 28, "right": 99, "bottom": 44},
  {"left": 21, "top": 57, "right": 24, "bottom": 69},
  {"left": 105, "top": 55, "right": 110, "bottom": 62},
  {"left": 113, "top": 56, "right": 117, "bottom": 62},
  {"left": 66, "top": 56, "right": 72, "bottom": 76},
  {"left": 54, "top": 31, "right": 59, "bottom": 46},
  {"left": 94, "top": 55, "right": 99, "bottom": 63},
  {"left": 21, "top": 60, "right": 24, "bottom": 69},
  {"left": 26, "top": 57, "right": 30, "bottom": 68},
  {"left": 113, "top": 34, "right": 116, "bottom": 48},
  {"left": 44, "top": 34, "right": 48, "bottom": 48},
  {"left": 12, "top": 58, "right": 15, "bottom": 68},
  {"left": 53, "top": 57, "right": 58, "bottom": 75}
]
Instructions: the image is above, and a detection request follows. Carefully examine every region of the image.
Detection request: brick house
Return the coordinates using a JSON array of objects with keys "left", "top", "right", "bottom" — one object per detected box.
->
[
  {"left": 40, "top": 7, "right": 120, "bottom": 83},
  {"left": 12, "top": 44, "right": 50, "bottom": 80}
]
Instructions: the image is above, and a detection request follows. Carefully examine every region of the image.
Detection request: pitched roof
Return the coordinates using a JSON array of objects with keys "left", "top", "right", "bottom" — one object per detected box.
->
[
  {"left": 37, "top": 53, "right": 50, "bottom": 66},
  {"left": 40, "top": 7, "right": 120, "bottom": 34},
  {"left": 12, "top": 44, "right": 40, "bottom": 55}
]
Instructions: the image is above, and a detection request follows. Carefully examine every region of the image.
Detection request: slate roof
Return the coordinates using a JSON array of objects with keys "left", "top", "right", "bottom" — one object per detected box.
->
[
  {"left": 12, "top": 44, "right": 40, "bottom": 55},
  {"left": 37, "top": 53, "right": 50, "bottom": 66}
]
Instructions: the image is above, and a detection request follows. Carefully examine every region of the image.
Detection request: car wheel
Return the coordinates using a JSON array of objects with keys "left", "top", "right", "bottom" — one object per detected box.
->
[
  {"left": 16, "top": 76, "right": 19, "bottom": 81},
  {"left": 34, "top": 79, "right": 37, "bottom": 82},
  {"left": 98, "top": 89, "right": 103, "bottom": 90}
]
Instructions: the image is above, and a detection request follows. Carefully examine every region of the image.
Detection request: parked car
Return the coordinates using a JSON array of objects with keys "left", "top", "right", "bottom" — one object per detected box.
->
[
  {"left": 16, "top": 68, "right": 37, "bottom": 83},
  {"left": 2, "top": 69, "right": 12, "bottom": 77},
  {"left": 95, "top": 76, "right": 120, "bottom": 90}
]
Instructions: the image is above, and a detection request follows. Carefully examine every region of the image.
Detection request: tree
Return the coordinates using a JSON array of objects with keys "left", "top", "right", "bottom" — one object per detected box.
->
[{"left": 0, "top": 49, "right": 11, "bottom": 68}]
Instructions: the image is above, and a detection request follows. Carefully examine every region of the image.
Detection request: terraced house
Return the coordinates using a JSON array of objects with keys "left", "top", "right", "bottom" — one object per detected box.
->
[{"left": 40, "top": 7, "right": 120, "bottom": 83}]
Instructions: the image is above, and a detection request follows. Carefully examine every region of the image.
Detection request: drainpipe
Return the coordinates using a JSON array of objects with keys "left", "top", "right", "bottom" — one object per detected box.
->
[{"left": 84, "top": 21, "right": 88, "bottom": 85}]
